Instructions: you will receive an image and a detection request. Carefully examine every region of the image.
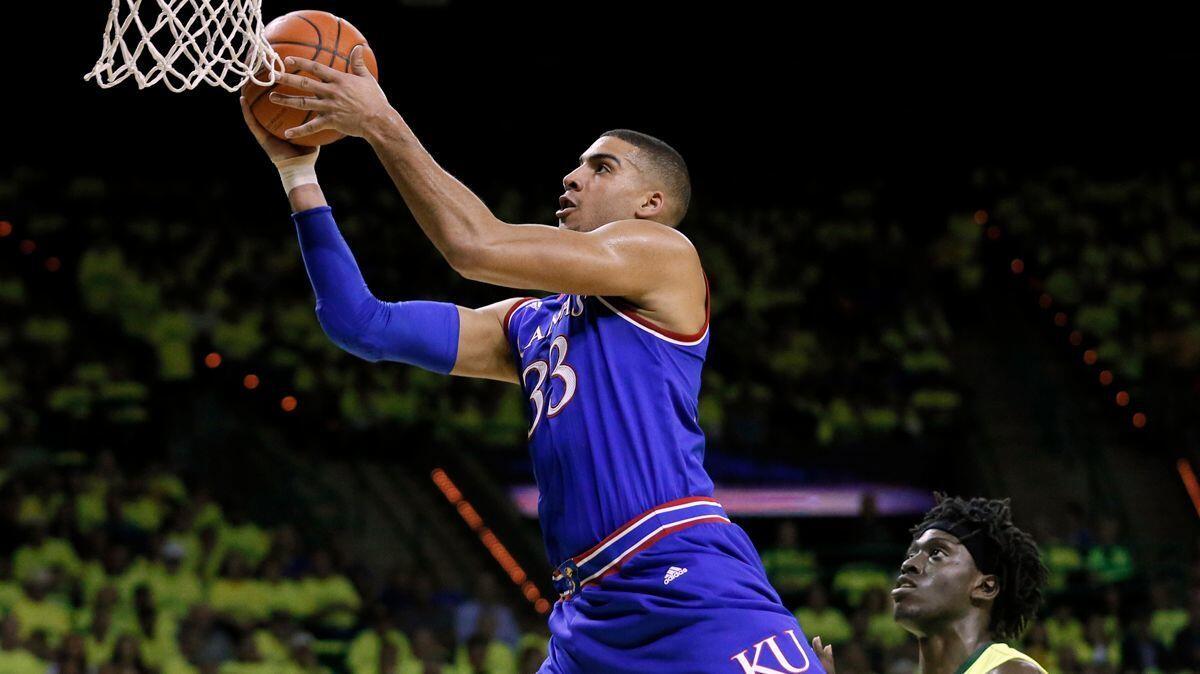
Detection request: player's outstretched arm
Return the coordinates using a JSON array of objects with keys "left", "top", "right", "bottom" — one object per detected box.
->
[
  {"left": 292, "top": 205, "right": 523, "bottom": 383},
  {"left": 266, "top": 50, "right": 703, "bottom": 302},
  {"left": 240, "top": 96, "right": 522, "bottom": 384}
]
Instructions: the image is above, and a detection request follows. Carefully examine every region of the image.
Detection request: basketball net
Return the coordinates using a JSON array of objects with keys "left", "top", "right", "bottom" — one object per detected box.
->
[{"left": 86, "top": 0, "right": 282, "bottom": 92}]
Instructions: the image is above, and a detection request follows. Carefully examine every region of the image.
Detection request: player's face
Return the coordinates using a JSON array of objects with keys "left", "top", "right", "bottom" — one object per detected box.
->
[
  {"left": 892, "top": 529, "right": 986, "bottom": 638},
  {"left": 558, "top": 136, "right": 653, "bottom": 232}
]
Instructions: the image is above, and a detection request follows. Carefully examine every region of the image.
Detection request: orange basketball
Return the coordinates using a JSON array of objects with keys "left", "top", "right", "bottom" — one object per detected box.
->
[{"left": 242, "top": 10, "right": 378, "bottom": 147}]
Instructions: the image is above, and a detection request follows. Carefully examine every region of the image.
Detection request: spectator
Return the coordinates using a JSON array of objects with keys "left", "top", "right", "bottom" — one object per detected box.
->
[
  {"left": 218, "top": 633, "right": 269, "bottom": 674},
  {"left": 454, "top": 574, "right": 519, "bottom": 650},
  {"left": 222, "top": 510, "right": 271, "bottom": 570},
  {"left": 1046, "top": 603, "right": 1086, "bottom": 655},
  {"left": 0, "top": 615, "right": 48, "bottom": 674},
  {"left": 12, "top": 520, "right": 81, "bottom": 583},
  {"left": 83, "top": 594, "right": 119, "bottom": 668},
  {"left": 50, "top": 633, "right": 88, "bottom": 674},
  {"left": 289, "top": 631, "right": 328, "bottom": 674},
  {"left": 304, "top": 550, "right": 362, "bottom": 634},
  {"left": 1020, "top": 622, "right": 1056, "bottom": 673},
  {"left": 760, "top": 520, "right": 819, "bottom": 602},
  {"left": 11, "top": 567, "right": 71, "bottom": 647},
  {"left": 454, "top": 614, "right": 516, "bottom": 674},
  {"left": 398, "top": 577, "right": 456, "bottom": 649},
  {"left": 463, "top": 634, "right": 496, "bottom": 674},
  {"left": 149, "top": 540, "right": 204, "bottom": 618},
  {"left": 517, "top": 645, "right": 543, "bottom": 674},
  {"left": 1149, "top": 581, "right": 1187, "bottom": 648},
  {"left": 1081, "top": 613, "right": 1119, "bottom": 672},
  {"left": 208, "top": 551, "right": 270, "bottom": 626},
  {"left": 1035, "top": 516, "right": 1084, "bottom": 596},
  {"left": 162, "top": 621, "right": 205, "bottom": 674},
  {"left": 348, "top": 605, "right": 413, "bottom": 674},
  {"left": 1171, "top": 599, "right": 1200, "bottom": 671},
  {"left": 831, "top": 561, "right": 892, "bottom": 608},
  {"left": 861, "top": 588, "right": 908, "bottom": 653},
  {"left": 1086, "top": 517, "right": 1134, "bottom": 587},
  {"left": 111, "top": 633, "right": 154, "bottom": 674},
  {"left": 379, "top": 639, "right": 401, "bottom": 674},
  {"left": 1121, "top": 612, "right": 1168, "bottom": 673},
  {"left": 793, "top": 584, "right": 852, "bottom": 646},
  {"left": 379, "top": 565, "right": 415, "bottom": 618},
  {"left": 132, "top": 583, "right": 179, "bottom": 668},
  {"left": 409, "top": 627, "right": 455, "bottom": 674}
]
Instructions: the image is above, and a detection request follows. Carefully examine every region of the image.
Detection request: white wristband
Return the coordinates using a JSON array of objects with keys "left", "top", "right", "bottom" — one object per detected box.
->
[{"left": 276, "top": 150, "right": 320, "bottom": 193}]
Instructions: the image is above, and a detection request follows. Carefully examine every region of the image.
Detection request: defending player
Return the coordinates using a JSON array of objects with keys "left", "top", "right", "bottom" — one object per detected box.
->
[
  {"left": 811, "top": 495, "right": 1048, "bottom": 674},
  {"left": 240, "top": 47, "right": 827, "bottom": 673}
]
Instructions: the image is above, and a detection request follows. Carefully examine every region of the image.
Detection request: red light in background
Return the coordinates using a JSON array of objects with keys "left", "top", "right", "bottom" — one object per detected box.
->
[
  {"left": 974, "top": 210, "right": 989, "bottom": 225},
  {"left": 1177, "top": 459, "right": 1200, "bottom": 519},
  {"left": 1053, "top": 312, "right": 1068, "bottom": 327},
  {"left": 1099, "top": 370, "right": 1114, "bottom": 386},
  {"left": 0, "top": 221, "right": 12, "bottom": 237},
  {"left": 204, "top": 352, "right": 222, "bottom": 368},
  {"left": 431, "top": 468, "right": 546, "bottom": 613},
  {"left": 19, "top": 240, "right": 35, "bottom": 255},
  {"left": 1039, "top": 294, "right": 1053, "bottom": 309},
  {"left": 281, "top": 396, "right": 298, "bottom": 412},
  {"left": 1115, "top": 391, "right": 1130, "bottom": 407},
  {"left": 44, "top": 257, "right": 61, "bottom": 272},
  {"left": 1132, "top": 413, "right": 1146, "bottom": 429},
  {"left": 243, "top": 374, "right": 260, "bottom": 390},
  {"left": 986, "top": 225, "right": 1001, "bottom": 240},
  {"left": 1083, "top": 350, "right": 1098, "bottom": 365},
  {"left": 1069, "top": 330, "right": 1083, "bottom": 346},
  {"left": 1010, "top": 259, "right": 1024, "bottom": 274}
]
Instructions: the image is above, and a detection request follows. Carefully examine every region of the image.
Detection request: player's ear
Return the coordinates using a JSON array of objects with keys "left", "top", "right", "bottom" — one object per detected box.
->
[
  {"left": 635, "top": 189, "right": 666, "bottom": 220},
  {"left": 972, "top": 573, "right": 1000, "bottom": 602}
]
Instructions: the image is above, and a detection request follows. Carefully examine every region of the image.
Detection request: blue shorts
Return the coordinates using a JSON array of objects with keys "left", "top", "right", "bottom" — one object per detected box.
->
[{"left": 539, "top": 521, "right": 827, "bottom": 674}]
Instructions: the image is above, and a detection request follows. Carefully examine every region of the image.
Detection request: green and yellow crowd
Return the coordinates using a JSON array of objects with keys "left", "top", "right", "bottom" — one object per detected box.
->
[{"left": 0, "top": 450, "right": 549, "bottom": 674}]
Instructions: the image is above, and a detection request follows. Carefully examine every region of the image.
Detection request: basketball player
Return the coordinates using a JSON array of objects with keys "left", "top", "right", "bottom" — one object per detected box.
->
[
  {"left": 239, "top": 47, "right": 826, "bottom": 673},
  {"left": 810, "top": 495, "right": 1048, "bottom": 674}
]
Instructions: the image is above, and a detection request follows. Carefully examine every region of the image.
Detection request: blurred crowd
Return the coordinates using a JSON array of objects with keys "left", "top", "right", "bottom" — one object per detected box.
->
[
  {"left": 0, "top": 169, "right": 971, "bottom": 478},
  {"left": 0, "top": 450, "right": 549, "bottom": 674},
  {"left": 986, "top": 163, "right": 1200, "bottom": 421}
]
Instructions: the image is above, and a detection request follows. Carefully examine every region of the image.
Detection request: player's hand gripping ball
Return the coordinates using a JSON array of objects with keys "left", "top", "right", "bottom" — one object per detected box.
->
[{"left": 242, "top": 10, "right": 380, "bottom": 146}]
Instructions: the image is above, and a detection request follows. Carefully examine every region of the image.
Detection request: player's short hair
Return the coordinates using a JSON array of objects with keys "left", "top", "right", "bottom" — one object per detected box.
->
[
  {"left": 600, "top": 129, "right": 691, "bottom": 226},
  {"left": 911, "top": 494, "right": 1047, "bottom": 641}
]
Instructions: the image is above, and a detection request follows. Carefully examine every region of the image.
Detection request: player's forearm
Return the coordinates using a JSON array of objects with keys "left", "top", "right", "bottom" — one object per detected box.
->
[
  {"left": 362, "top": 110, "right": 504, "bottom": 272},
  {"left": 288, "top": 183, "right": 327, "bottom": 212},
  {"left": 292, "top": 206, "right": 460, "bottom": 373},
  {"left": 286, "top": 182, "right": 328, "bottom": 211}
]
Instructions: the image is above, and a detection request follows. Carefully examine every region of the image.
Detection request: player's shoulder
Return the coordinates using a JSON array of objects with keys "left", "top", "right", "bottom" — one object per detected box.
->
[
  {"left": 592, "top": 218, "right": 698, "bottom": 252},
  {"left": 984, "top": 660, "right": 1044, "bottom": 674}
]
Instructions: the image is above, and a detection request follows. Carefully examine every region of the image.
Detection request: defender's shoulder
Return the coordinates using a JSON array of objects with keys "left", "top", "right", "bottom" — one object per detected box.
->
[{"left": 986, "top": 659, "right": 1045, "bottom": 674}]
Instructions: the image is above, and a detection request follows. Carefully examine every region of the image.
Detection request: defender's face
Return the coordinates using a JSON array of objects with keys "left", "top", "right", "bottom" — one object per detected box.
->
[
  {"left": 558, "top": 136, "right": 647, "bottom": 232},
  {"left": 892, "top": 529, "right": 981, "bottom": 637}
]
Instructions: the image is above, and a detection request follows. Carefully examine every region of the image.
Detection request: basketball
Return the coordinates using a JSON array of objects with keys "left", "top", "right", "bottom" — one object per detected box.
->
[{"left": 242, "top": 10, "right": 378, "bottom": 147}]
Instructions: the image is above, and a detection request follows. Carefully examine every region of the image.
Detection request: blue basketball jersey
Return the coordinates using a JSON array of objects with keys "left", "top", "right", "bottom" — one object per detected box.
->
[{"left": 503, "top": 275, "right": 714, "bottom": 565}]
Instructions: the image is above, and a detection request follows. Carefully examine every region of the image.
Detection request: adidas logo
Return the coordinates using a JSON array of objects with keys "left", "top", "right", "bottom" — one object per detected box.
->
[{"left": 663, "top": 566, "right": 688, "bottom": 585}]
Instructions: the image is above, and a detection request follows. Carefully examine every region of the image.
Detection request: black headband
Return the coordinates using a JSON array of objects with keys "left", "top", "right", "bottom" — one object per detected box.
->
[{"left": 918, "top": 519, "right": 1001, "bottom": 576}]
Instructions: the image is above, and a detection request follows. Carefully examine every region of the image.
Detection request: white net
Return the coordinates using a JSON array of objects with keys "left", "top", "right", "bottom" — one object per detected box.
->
[{"left": 86, "top": 0, "right": 282, "bottom": 92}]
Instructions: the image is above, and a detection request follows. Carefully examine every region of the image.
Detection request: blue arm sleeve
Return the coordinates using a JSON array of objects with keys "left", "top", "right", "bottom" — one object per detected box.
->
[{"left": 292, "top": 206, "right": 460, "bottom": 374}]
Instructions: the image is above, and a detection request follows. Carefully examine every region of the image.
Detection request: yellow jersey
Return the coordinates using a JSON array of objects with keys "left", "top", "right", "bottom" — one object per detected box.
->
[{"left": 956, "top": 643, "right": 1047, "bottom": 674}]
